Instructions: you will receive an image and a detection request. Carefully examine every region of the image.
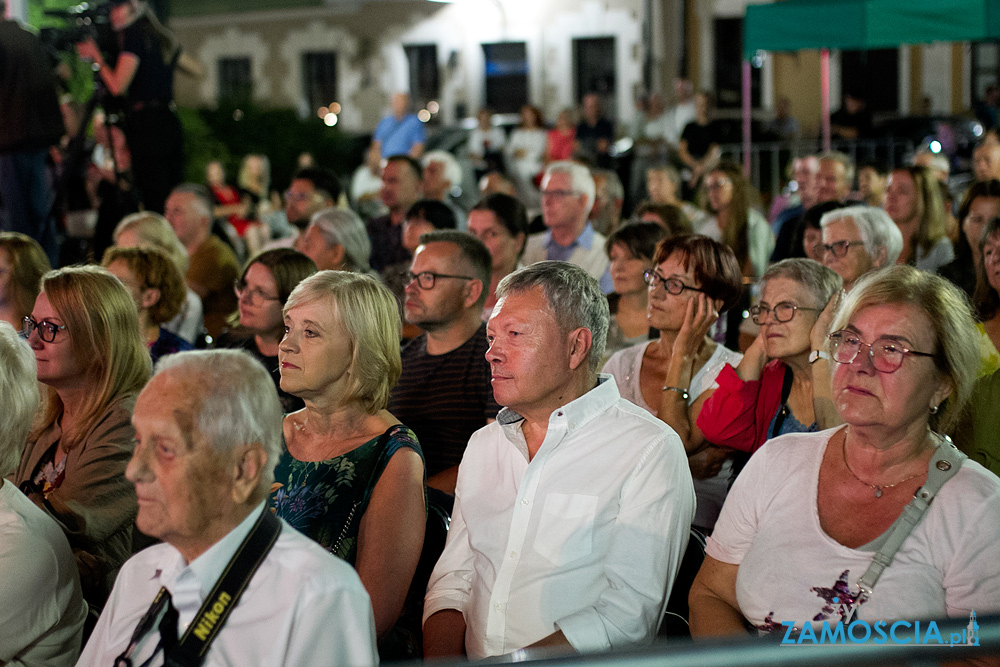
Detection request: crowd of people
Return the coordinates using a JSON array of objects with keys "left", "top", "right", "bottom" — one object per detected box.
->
[{"left": 2, "top": 6, "right": 1000, "bottom": 662}]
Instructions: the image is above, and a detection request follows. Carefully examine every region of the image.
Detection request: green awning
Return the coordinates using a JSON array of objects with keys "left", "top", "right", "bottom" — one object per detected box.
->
[{"left": 744, "top": 0, "right": 1000, "bottom": 60}]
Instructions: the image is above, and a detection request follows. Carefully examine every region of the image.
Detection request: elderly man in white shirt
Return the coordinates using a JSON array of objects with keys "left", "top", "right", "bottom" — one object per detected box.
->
[
  {"left": 78, "top": 349, "right": 377, "bottom": 667},
  {"left": 422, "top": 261, "right": 695, "bottom": 659}
]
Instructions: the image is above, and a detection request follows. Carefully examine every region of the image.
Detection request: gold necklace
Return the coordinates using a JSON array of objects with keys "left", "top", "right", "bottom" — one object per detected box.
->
[{"left": 841, "top": 433, "right": 931, "bottom": 498}]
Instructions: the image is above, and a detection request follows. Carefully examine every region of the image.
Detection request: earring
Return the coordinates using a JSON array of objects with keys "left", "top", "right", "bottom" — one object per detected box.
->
[{"left": 929, "top": 404, "right": 939, "bottom": 415}]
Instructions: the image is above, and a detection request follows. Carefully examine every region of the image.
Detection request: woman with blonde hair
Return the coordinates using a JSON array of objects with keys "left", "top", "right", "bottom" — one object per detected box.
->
[
  {"left": 0, "top": 231, "right": 51, "bottom": 328},
  {"left": 14, "top": 266, "right": 151, "bottom": 609},
  {"left": 883, "top": 165, "right": 954, "bottom": 272},
  {"left": 272, "top": 271, "right": 425, "bottom": 657},
  {"left": 113, "top": 211, "right": 203, "bottom": 343},
  {"left": 101, "top": 245, "right": 191, "bottom": 362}
]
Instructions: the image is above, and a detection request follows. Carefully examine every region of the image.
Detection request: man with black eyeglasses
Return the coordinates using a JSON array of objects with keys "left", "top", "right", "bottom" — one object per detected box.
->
[
  {"left": 818, "top": 206, "right": 903, "bottom": 291},
  {"left": 389, "top": 231, "right": 501, "bottom": 496}
]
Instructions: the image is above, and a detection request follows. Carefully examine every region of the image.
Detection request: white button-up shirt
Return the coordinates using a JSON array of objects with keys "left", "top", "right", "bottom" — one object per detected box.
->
[
  {"left": 424, "top": 376, "right": 695, "bottom": 658},
  {"left": 78, "top": 503, "right": 377, "bottom": 667}
]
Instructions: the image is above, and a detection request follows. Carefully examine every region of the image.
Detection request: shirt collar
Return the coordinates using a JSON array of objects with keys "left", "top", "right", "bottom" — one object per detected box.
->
[
  {"left": 161, "top": 501, "right": 268, "bottom": 597},
  {"left": 497, "top": 373, "right": 620, "bottom": 439},
  {"left": 543, "top": 222, "right": 597, "bottom": 251}
]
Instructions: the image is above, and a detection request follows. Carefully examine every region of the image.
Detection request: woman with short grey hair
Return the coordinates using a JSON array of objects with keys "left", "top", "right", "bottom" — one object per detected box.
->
[{"left": 819, "top": 205, "right": 903, "bottom": 291}]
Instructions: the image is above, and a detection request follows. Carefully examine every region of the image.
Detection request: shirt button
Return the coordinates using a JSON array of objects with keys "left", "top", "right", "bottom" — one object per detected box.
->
[
  {"left": 494, "top": 603, "right": 503, "bottom": 611},
  {"left": 509, "top": 551, "right": 517, "bottom": 559},
  {"left": 521, "top": 498, "right": 529, "bottom": 506}
]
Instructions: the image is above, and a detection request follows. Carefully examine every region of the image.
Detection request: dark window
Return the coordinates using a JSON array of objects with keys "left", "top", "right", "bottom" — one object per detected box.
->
[
  {"left": 573, "top": 37, "right": 616, "bottom": 118},
  {"left": 972, "top": 43, "right": 999, "bottom": 103},
  {"left": 404, "top": 44, "right": 439, "bottom": 113},
  {"left": 482, "top": 42, "right": 528, "bottom": 114},
  {"left": 714, "top": 18, "right": 760, "bottom": 110},
  {"left": 840, "top": 49, "right": 898, "bottom": 113},
  {"left": 303, "top": 52, "right": 338, "bottom": 113},
  {"left": 218, "top": 57, "right": 252, "bottom": 103}
]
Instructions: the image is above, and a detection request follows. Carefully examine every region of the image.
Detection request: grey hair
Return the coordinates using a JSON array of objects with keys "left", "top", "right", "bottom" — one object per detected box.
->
[
  {"left": 821, "top": 205, "right": 904, "bottom": 267},
  {"left": 169, "top": 183, "right": 213, "bottom": 219},
  {"left": 543, "top": 161, "right": 596, "bottom": 217},
  {"left": 422, "top": 150, "right": 463, "bottom": 190},
  {"left": 152, "top": 349, "right": 283, "bottom": 490},
  {"left": 496, "top": 261, "right": 610, "bottom": 375},
  {"left": 818, "top": 151, "right": 856, "bottom": 187},
  {"left": 761, "top": 258, "right": 843, "bottom": 309},
  {"left": 308, "top": 207, "right": 372, "bottom": 272},
  {"left": 0, "top": 322, "right": 40, "bottom": 477}
]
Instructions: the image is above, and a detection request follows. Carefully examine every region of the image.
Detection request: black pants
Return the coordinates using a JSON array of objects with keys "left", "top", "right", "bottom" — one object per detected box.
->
[{"left": 124, "top": 105, "right": 184, "bottom": 214}]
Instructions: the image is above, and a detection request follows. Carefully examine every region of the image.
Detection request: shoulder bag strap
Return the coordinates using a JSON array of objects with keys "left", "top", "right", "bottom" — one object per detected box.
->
[{"left": 854, "top": 434, "right": 967, "bottom": 603}]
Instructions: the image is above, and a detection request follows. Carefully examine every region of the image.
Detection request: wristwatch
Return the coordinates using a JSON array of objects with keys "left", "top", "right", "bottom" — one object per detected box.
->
[{"left": 809, "top": 350, "right": 830, "bottom": 364}]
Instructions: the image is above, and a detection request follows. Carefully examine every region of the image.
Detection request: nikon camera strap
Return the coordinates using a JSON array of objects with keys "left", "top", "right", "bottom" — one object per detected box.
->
[{"left": 114, "top": 507, "right": 282, "bottom": 667}]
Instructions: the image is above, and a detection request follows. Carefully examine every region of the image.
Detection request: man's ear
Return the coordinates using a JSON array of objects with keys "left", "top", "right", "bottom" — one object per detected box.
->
[
  {"left": 464, "top": 278, "right": 485, "bottom": 310},
  {"left": 230, "top": 443, "right": 268, "bottom": 504},
  {"left": 567, "top": 327, "right": 593, "bottom": 371},
  {"left": 872, "top": 245, "right": 888, "bottom": 269}
]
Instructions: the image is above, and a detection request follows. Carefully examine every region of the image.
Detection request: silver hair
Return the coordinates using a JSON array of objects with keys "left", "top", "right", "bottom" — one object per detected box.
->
[
  {"left": 593, "top": 168, "right": 624, "bottom": 201},
  {"left": 169, "top": 183, "right": 213, "bottom": 219},
  {"left": 761, "top": 258, "right": 842, "bottom": 309},
  {"left": 0, "top": 322, "right": 40, "bottom": 477},
  {"left": 152, "top": 349, "right": 283, "bottom": 489},
  {"left": 496, "top": 261, "right": 610, "bottom": 375},
  {"left": 820, "top": 205, "right": 904, "bottom": 267},
  {"left": 422, "top": 150, "right": 463, "bottom": 190},
  {"left": 818, "top": 151, "right": 856, "bottom": 187},
  {"left": 308, "top": 207, "right": 372, "bottom": 272},
  {"left": 543, "top": 161, "right": 596, "bottom": 217}
]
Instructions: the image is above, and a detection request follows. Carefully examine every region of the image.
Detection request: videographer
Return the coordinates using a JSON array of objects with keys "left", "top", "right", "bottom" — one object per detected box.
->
[
  {"left": 0, "top": 0, "right": 65, "bottom": 265},
  {"left": 76, "top": 0, "right": 193, "bottom": 215}
]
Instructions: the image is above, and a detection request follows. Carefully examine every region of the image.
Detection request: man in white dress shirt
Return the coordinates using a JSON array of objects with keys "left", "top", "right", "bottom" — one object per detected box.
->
[
  {"left": 78, "top": 349, "right": 377, "bottom": 667},
  {"left": 422, "top": 261, "right": 695, "bottom": 659}
]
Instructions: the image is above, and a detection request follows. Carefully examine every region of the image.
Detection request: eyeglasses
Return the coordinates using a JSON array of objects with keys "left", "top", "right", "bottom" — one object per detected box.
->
[
  {"left": 234, "top": 280, "right": 281, "bottom": 305},
  {"left": 643, "top": 269, "right": 706, "bottom": 295},
  {"left": 405, "top": 271, "right": 475, "bottom": 290},
  {"left": 820, "top": 240, "right": 864, "bottom": 258},
  {"left": 284, "top": 190, "right": 317, "bottom": 203},
  {"left": 749, "top": 302, "right": 821, "bottom": 325},
  {"left": 540, "top": 189, "right": 577, "bottom": 199},
  {"left": 21, "top": 316, "right": 66, "bottom": 343},
  {"left": 828, "top": 330, "right": 935, "bottom": 373},
  {"left": 704, "top": 178, "right": 731, "bottom": 190}
]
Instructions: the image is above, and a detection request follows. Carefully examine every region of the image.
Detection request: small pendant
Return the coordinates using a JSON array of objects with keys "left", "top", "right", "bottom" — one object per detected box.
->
[{"left": 874, "top": 487, "right": 883, "bottom": 498}]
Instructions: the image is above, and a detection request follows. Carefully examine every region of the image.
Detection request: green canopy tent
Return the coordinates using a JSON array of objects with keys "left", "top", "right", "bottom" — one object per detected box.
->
[{"left": 739, "top": 0, "right": 1000, "bottom": 167}]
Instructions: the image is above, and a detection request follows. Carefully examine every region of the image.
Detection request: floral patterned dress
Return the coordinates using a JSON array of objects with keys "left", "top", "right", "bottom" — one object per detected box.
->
[{"left": 269, "top": 424, "right": 422, "bottom": 564}]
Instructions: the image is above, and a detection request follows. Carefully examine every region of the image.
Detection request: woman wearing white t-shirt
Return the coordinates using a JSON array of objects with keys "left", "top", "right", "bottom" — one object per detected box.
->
[
  {"left": 690, "top": 266, "right": 1000, "bottom": 638},
  {"left": 603, "top": 234, "right": 744, "bottom": 529}
]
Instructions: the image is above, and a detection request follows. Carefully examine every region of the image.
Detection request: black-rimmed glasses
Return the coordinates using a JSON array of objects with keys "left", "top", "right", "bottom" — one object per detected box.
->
[
  {"left": 21, "top": 316, "right": 66, "bottom": 343},
  {"left": 820, "top": 240, "right": 864, "bottom": 258},
  {"left": 750, "top": 302, "right": 821, "bottom": 325},
  {"left": 642, "top": 269, "right": 706, "bottom": 295},
  {"left": 405, "top": 271, "right": 475, "bottom": 290},
  {"left": 828, "top": 330, "right": 936, "bottom": 373}
]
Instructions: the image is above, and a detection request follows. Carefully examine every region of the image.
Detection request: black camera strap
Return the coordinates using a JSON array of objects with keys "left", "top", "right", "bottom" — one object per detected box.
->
[{"left": 114, "top": 507, "right": 282, "bottom": 667}]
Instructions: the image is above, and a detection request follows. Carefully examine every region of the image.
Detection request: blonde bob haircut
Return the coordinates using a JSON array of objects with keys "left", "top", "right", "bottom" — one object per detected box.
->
[
  {"left": 283, "top": 270, "right": 401, "bottom": 414},
  {"left": 113, "top": 211, "right": 190, "bottom": 274},
  {"left": 33, "top": 266, "right": 152, "bottom": 449},
  {"left": 827, "top": 265, "right": 977, "bottom": 434},
  {"left": 0, "top": 322, "right": 39, "bottom": 477}
]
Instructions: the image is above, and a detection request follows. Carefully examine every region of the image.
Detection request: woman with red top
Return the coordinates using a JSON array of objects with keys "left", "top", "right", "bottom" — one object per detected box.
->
[
  {"left": 545, "top": 108, "right": 577, "bottom": 163},
  {"left": 206, "top": 160, "right": 252, "bottom": 236},
  {"left": 697, "top": 258, "right": 843, "bottom": 453}
]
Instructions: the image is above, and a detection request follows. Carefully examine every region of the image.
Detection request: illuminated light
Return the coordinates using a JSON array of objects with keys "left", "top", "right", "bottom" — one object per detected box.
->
[
  {"left": 318, "top": 106, "right": 329, "bottom": 118},
  {"left": 330, "top": 102, "right": 342, "bottom": 114},
  {"left": 417, "top": 109, "right": 431, "bottom": 122},
  {"left": 233, "top": 109, "right": 244, "bottom": 121},
  {"left": 973, "top": 123, "right": 984, "bottom": 137},
  {"left": 929, "top": 140, "right": 942, "bottom": 154},
  {"left": 427, "top": 100, "right": 440, "bottom": 114},
  {"left": 324, "top": 112, "right": 338, "bottom": 127},
  {"left": 752, "top": 50, "right": 766, "bottom": 69}
]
